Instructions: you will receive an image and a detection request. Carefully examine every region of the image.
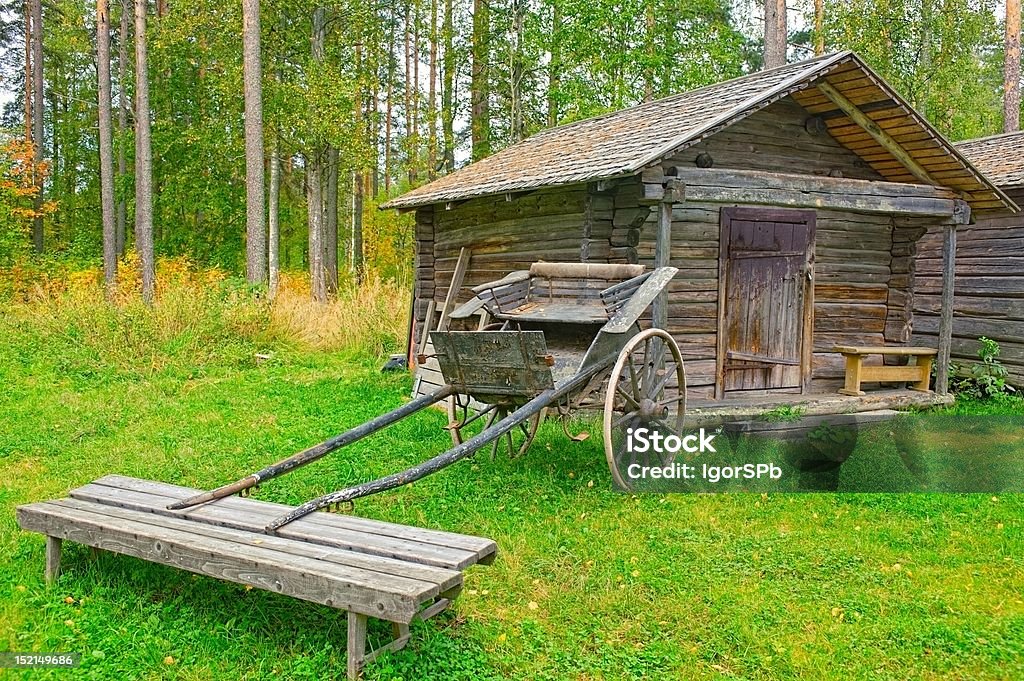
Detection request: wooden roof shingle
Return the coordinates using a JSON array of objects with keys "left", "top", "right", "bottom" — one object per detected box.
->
[
  {"left": 955, "top": 131, "right": 1024, "bottom": 190},
  {"left": 382, "top": 51, "right": 1012, "bottom": 212}
]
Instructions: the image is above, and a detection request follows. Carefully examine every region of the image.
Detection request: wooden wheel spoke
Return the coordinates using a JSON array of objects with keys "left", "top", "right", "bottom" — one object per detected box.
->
[
  {"left": 650, "top": 418, "right": 679, "bottom": 437},
  {"left": 653, "top": 363, "right": 676, "bottom": 395},
  {"left": 616, "top": 385, "right": 640, "bottom": 409},
  {"left": 627, "top": 360, "right": 641, "bottom": 400},
  {"left": 612, "top": 411, "right": 640, "bottom": 429}
]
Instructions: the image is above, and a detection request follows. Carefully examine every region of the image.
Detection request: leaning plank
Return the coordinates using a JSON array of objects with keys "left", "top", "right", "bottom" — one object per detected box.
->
[
  {"left": 92, "top": 475, "right": 495, "bottom": 560},
  {"left": 70, "top": 481, "right": 484, "bottom": 570},
  {"left": 17, "top": 501, "right": 426, "bottom": 623}
]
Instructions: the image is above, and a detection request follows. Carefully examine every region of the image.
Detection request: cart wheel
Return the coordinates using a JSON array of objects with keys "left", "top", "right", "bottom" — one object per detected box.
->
[
  {"left": 603, "top": 328, "right": 687, "bottom": 491},
  {"left": 447, "top": 398, "right": 546, "bottom": 459}
]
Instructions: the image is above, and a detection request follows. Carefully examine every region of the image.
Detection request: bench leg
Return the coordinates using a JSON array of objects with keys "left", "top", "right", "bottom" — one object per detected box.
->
[
  {"left": 910, "top": 356, "right": 933, "bottom": 392},
  {"left": 347, "top": 612, "right": 367, "bottom": 680},
  {"left": 45, "top": 536, "right": 62, "bottom": 584},
  {"left": 838, "top": 355, "right": 866, "bottom": 396}
]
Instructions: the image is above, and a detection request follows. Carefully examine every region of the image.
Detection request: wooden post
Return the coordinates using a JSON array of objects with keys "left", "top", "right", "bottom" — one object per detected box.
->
[
  {"left": 936, "top": 223, "right": 957, "bottom": 394},
  {"left": 45, "top": 536, "right": 62, "bottom": 584},
  {"left": 653, "top": 201, "right": 672, "bottom": 330},
  {"left": 347, "top": 611, "right": 367, "bottom": 680}
]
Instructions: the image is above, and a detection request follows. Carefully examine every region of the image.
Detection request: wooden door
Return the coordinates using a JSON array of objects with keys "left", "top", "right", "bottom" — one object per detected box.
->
[{"left": 717, "top": 207, "right": 815, "bottom": 395}]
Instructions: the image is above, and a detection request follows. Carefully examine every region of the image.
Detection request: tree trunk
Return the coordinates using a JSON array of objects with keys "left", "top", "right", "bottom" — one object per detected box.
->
[
  {"left": 116, "top": 0, "right": 129, "bottom": 257},
  {"left": 470, "top": 0, "right": 490, "bottom": 160},
  {"left": 644, "top": 0, "right": 654, "bottom": 101},
  {"left": 242, "top": 0, "right": 267, "bottom": 285},
  {"left": 813, "top": 0, "right": 824, "bottom": 55},
  {"left": 404, "top": 3, "right": 414, "bottom": 184},
  {"left": 134, "top": 0, "right": 155, "bottom": 303},
  {"left": 1007, "top": 0, "right": 1022, "bottom": 132},
  {"left": 441, "top": 0, "right": 454, "bottom": 171},
  {"left": 23, "top": 0, "right": 32, "bottom": 142},
  {"left": 30, "top": 0, "right": 44, "bottom": 252},
  {"left": 307, "top": 151, "right": 326, "bottom": 302},
  {"left": 352, "top": 170, "right": 364, "bottom": 282},
  {"left": 427, "top": 0, "right": 437, "bottom": 178},
  {"left": 385, "top": 7, "right": 394, "bottom": 191},
  {"left": 268, "top": 133, "right": 281, "bottom": 298},
  {"left": 98, "top": 0, "right": 118, "bottom": 291},
  {"left": 763, "top": 0, "right": 786, "bottom": 69},
  {"left": 411, "top": 0, "right": 420, "bottom": 183},
  {"left": 547, "top": 0, "right": 560, "bottom": 127},
  {"left": 510, "top": 0, "right": 525, "bottom": 141},
  {"left": 325, "top": 145, "right": 339, "bottom": 295},
  {"left": 308, "top": 7, "right": 327, "bottom": 302}
]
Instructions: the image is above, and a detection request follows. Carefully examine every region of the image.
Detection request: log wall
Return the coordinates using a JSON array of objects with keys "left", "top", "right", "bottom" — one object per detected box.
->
[
  {"left": 412, "top": 95, "right": 934, "bottom": 399},
  {"left": 913, "top": 187, "right": 1024, "bottom": 385}
]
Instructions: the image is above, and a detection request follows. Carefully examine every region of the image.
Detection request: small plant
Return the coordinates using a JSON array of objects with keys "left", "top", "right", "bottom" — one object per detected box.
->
[
  {"left": 953, "top": 337, "right": 1015, "bottom": 399},
  {"left": 759, "top": 405, "right": 805, "bottom": 422}
]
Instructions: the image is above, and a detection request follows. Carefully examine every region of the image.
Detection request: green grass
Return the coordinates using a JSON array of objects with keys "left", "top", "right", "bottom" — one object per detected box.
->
[{"left": 1, "top": 295, "right": 1022, "bottom": 680}]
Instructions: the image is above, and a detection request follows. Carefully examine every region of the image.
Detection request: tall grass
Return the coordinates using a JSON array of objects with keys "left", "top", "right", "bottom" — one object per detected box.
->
[{"left": 0, "top": 257, "right": 409, "bottom": 379}]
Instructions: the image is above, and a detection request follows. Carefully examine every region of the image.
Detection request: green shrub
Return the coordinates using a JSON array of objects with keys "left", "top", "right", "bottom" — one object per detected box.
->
[{"left": 952, "top": 337, "right": 1015, "bottom": 399}]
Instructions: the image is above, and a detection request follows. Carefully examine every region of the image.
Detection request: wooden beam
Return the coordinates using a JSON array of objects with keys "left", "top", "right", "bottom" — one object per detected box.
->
[
  {"left": 814, "top": 80, "right": 942, "bottom": 186},
  {"left": 936, "top": 224, "right": 957, "bottom": 394},
  {"left": 653, "top": 201, "right": 672, "bottom": 329},
  {"left": 669, "top": 168, "right": 965, "bottom": 219}
]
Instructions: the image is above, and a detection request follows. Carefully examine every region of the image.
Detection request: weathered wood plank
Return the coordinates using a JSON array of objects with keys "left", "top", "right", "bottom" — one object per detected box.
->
[
  {"left": 18, "top": 501, "right": 426, "bottom": 622},
  {"left": 71, "top": 478, "right": 491, "bottom": 569},
  {"left": 49, "top": 497, "right": 462, "bottom": 591}
]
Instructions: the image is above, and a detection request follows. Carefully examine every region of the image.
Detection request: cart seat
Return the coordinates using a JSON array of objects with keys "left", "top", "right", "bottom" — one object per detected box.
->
[{"left": 456, "top": 262, "right": 649, "bottom": 326}]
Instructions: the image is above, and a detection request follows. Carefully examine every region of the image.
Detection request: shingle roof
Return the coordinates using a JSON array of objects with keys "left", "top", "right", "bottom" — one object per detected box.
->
[
  {"left": 382, "top": 51, "right": 1011, "bottom": 212},
  {"left": 955, "top": 131, "right": 1024, "bottom": 189}
]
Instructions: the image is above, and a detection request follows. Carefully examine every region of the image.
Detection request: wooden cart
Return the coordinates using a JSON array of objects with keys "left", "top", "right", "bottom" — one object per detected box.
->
[{"left": 171, "top": 262, "right": 684, "bottom": 527}]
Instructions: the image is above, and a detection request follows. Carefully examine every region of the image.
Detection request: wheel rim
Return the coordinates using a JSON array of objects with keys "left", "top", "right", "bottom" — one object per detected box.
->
[
  {"left": 447, "top": 397, "right": 545, "bottom": 459},
  {"left": 603, "top": 328, "right": 687, "bottom": 490}
]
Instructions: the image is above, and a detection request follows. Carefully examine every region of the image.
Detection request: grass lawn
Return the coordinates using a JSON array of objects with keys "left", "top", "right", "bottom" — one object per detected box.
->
[{"left": 1, "top": 294, "right": 1022, "bottom": 680}]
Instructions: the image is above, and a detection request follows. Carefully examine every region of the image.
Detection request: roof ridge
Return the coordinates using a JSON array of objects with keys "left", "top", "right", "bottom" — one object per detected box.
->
[
  {"left": 955, "top": 129, "right": 1024, "bottom": 146},
  {"left": 531, "top": 51, "right": 853, "bottom": 141}
]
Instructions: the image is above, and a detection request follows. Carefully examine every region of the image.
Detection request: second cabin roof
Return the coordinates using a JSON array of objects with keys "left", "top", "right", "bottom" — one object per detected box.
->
[
  {"left": 382, "top": 51, "right": 1013, "bottom": 213},
  {"left": 955, "top": 131, "right": 1024, "bottom": 190}
]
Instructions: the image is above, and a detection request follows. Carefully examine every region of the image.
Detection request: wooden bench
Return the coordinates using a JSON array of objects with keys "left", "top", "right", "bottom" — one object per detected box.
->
[
  {"left": 16, "top": 475, "right": 496, "bottom": 679},
  {"left": 833, "top": 345, "right": 938, "bottom": 396}
]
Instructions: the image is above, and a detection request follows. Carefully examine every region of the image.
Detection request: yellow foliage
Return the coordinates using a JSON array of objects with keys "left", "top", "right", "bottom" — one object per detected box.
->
[{"left": 0, "top": 259, "right": 409, "bottom": 358}]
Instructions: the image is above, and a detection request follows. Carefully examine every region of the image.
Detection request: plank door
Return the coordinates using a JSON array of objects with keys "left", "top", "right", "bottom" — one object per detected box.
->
[{"left": 717, "top": 207, "right": 815, "bottom": 396}]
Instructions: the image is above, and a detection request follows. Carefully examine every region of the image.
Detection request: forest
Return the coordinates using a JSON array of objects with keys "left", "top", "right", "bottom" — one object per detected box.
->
[{"left": 0, "top": 0, "right": 1021, "bottom": 299}]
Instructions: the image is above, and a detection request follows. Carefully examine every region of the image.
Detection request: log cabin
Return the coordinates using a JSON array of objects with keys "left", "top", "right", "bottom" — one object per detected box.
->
[
  {"left": 914, "top": 130, "right": 1024, "bottom": 385},
  {"left": 381, "top": 51, "right": 1017, "bottom": 414}
]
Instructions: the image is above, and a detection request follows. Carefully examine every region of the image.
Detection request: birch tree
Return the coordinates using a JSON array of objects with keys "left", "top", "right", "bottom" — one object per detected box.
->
[
  {"left": 1007, "top": 0, "right": 1021, "bottom": 132},
  {"left": 242, "top": 0, "right": 267, "bottom": 284},
  {"left": 134, "top": 0, "right": 155, "bottom": 302},
  {"left": 97, "top": 0, "right": 118, "bottom": 289}
]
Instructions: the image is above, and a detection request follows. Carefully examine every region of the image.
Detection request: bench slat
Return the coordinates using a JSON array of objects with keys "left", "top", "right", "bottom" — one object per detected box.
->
[
  {"left": 71, "top": 482, "right": 481, "bottom": 570},
  {"left": 47, "top": 498, "right": 462, "bottom": 592},
  {"left": 17, "top": 501, "right": 425, "bottom": 622},
  {"left": 93, "top": 475, "right": 494, "bottom": 558},
  {"left": 833, "top": 345, "right": 938, "bottom": 356}
]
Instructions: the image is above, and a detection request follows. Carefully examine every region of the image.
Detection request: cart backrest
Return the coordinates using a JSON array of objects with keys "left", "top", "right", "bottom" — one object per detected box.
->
[{"left": 431, "top": 330, "right": 555, "bottom": 400}]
